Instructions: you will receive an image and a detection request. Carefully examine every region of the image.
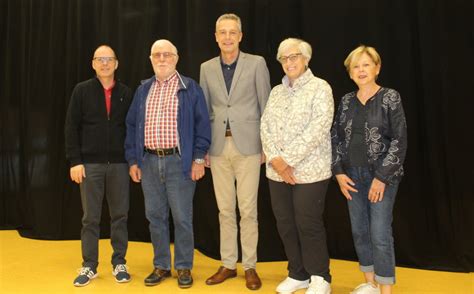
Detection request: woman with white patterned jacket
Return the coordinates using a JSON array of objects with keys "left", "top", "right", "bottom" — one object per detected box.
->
[{"left": 260, "top": 38, "right": 334, "bottom": 294}]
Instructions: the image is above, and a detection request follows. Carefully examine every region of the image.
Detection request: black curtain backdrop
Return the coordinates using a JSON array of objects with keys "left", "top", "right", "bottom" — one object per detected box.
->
[{"left": 1, "top": 0, "right": 473, "bottom": 272}]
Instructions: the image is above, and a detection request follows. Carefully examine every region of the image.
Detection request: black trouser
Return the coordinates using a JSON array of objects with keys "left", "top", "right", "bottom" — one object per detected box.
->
[
  {"left": 268, "top": 179, "right": 331, "bottom": 283},
  {"left": 79, "top": 163, "right": 130, "bottom": 270}
]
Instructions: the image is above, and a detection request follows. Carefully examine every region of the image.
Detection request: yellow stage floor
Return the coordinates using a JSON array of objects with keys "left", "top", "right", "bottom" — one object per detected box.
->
[{"left": 0, "top": 230, "right": 472, "bottom": 293}]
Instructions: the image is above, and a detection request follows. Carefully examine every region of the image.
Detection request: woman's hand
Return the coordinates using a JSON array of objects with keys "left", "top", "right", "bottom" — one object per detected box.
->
[
  {"left": 368, "top": 178, "right": 386, "bottom": 202},
  {"left": 335, "top": 174, "right": 358, "bottom": 200},
  {"left": 270, "top": 157, "right": 296, "bottom": 185},
  {"left": 270, "top": 156, "right": 288, "bottom": 174},
  {"left": 280, "top": 166, "right": 297, "bottom": 185}
]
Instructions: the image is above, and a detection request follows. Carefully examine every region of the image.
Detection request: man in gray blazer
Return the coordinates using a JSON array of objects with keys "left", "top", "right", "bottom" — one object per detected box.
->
[{"left": 200, "top": 13, "right": 271, "bottom": 291}]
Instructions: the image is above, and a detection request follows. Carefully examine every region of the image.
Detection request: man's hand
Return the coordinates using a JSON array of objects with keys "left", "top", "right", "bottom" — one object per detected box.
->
[
  {"left": 129, "top": 164, "right": 142, "bottom": 183},
  {"left": 204, "top": 154, "right": 211, "bottom": 168},
  {"left": 191, "top": 161, "right": 205, "bottom": 181},
  {"left": 70, "top": 164, "right": 86, "bottom": 184}
]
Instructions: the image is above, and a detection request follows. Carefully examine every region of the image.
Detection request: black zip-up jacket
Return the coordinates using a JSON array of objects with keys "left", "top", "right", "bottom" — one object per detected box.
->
[
  {"left": 331, "top": 87, "right": 407, "bottom": 184},
  {"left": 65, "top": 77, "right": 132, "bottom": 166}
]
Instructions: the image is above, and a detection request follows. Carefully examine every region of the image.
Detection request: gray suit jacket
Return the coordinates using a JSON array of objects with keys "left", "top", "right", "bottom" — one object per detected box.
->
[{"left": 200, "top": 52, "right": 271, "bottom": 156}]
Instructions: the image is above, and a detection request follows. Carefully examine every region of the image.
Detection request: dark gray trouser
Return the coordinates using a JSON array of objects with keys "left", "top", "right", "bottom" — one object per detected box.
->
[
  {"left": 79, "top": 163, "right": 129, "bottom": 270},
  {"left": 268, "top": 179, "right": 331, "bottom": 283}
]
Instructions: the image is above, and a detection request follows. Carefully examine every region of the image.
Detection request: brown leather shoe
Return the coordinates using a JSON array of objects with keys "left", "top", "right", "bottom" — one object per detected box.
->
[
  {"left": 205, "top": 266, "right": 237, "bottom": 285},
  {"left": 245, "top": 268, "right": 262, "bottom": 290}
]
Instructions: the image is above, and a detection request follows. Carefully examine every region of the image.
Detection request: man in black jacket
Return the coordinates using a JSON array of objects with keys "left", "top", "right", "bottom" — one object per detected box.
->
[{"left": 65, "top": 45, "right": 132, "bottom": 287}]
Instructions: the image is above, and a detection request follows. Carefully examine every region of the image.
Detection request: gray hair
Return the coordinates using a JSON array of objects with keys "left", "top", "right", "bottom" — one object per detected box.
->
[
  {"left": 276, "top": 38, "right": 312, "bottom": 62},
  {"left": 150, "top": 39, "right": 178, "bottom": 55},
  {"left": 215, "top": 13, "right": 242, "bottom": 32}
]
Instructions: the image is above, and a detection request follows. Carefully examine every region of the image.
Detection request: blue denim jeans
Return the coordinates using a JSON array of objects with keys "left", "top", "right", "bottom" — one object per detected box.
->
[
  {"left": 140, "top": 152, "right": 196, "bottom": 270},
  {"left": 346, "top": 167, "right": 398, "bottom": 285}
]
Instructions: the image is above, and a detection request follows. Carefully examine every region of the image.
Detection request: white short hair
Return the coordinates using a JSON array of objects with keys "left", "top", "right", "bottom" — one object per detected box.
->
[
  {"left": 277, "top": 38, "right": 312, "bottom": 62},
  {"left": 150, "top": 39, "right": 178, "bottom": 55}
]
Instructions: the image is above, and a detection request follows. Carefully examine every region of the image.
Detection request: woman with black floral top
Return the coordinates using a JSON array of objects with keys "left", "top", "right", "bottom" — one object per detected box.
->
[{"left": 331, "top": 45, "right": 407, "bottom": 294}]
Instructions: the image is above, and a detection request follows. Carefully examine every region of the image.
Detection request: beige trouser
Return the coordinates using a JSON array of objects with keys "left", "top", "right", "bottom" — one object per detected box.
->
[{"left": 210, "top": 137, "right": 261, "bottom": 270}]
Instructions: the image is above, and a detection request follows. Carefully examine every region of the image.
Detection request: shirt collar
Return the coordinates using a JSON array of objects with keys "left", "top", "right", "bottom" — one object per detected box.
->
[
  {"left": 220, "top": 52, "right": 240, "bottom": 68},
  {"left": 282, "top": 68, "right": 314, "bottom": 90},
  {"left": 155, "top": 71, "right": 178, "bottom": 84},
  {"left": 104, "top": 80, "right": 116, "bottom": 91}
]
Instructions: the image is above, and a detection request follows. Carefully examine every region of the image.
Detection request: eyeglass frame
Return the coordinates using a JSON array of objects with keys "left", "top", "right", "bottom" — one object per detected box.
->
[
  {"left": 93, "top": 57, "right": 117, "bottom": 63},
  {"left": 150, "top": 52, "right": 177, "bottom": 60},
  {"left": 278, "top": 53, "right": 303, "bottom": 64}
]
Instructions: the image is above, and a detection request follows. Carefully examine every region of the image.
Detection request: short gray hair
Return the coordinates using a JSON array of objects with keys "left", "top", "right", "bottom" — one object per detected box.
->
[
  {"left": 215, "top": 13, "right": 242, "bottom": 32},
  {"left": 276, "top": 38, "right": 312, "bottom": 62}
]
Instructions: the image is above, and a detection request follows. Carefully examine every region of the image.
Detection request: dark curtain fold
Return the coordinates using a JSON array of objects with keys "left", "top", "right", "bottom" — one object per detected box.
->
[{"left": 1, "top": 0, "right": 472, "bottom": 272}]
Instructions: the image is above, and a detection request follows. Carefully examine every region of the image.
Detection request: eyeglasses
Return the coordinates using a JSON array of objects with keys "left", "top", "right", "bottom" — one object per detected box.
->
[
  {"left": 93, "top": 57, "right": 116, "bottom": 64},
  {"left": 151, "top": 52, "right": 177, "bottom": 60},
  {"left": 278, "top": 53, "right": 303, "bottom": 64}
]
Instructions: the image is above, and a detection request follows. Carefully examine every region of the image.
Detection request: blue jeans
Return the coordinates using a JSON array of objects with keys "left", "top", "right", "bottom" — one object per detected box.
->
[
  {"left": 141, "top": 152, "right": 196, "bottom": 270},
  {"left": 346, "top": 167, "right": 398, "bottom": 285}
]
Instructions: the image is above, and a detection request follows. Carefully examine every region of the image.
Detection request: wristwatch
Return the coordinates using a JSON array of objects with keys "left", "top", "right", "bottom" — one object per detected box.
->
[{"left": 194, "top": 158, "right": 205, "bottom": 164}]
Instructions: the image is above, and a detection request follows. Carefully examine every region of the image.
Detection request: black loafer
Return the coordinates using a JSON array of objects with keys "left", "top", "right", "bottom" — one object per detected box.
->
[
  {"left": 144, "top": 268, "right": 171, "bottom": 286},
  {"left": 177, "top": 269, "right": 193, "bottom": 288}
]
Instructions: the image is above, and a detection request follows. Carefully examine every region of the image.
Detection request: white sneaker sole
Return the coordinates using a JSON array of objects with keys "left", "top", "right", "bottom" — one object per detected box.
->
[
  {"left": 73, "top": 273, "right": 98, "bottom": 287},
  {"left": 277, "top": 285, "right": 309, "bottom": 294},
  {"left": 112, "top": 271, "right": 131, "bottom": 283}
]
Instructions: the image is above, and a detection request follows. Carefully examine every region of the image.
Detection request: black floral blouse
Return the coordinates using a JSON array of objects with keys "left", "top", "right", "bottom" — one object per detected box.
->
[{"left": 331, "top": 87, "right": 408, "bottom": 185}]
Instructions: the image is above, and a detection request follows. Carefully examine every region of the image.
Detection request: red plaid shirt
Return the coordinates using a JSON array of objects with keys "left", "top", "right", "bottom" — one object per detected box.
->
[{"left": 144, "top": 73, "right": 179, "bottom": 149}]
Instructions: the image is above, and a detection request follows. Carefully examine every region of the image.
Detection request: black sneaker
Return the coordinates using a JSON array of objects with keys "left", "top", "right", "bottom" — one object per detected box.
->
[
  {"left": 113, "top": 264, "right": 131, "bottom": 283},
  {"left": 73, "top": 267, "right": 98, "bottom": 287},
  {"left": 177, "top": 269, "right": 193, "bottom": 288},
  {"left": 144, "top": 268, "right": 171, "bottom": 286}
]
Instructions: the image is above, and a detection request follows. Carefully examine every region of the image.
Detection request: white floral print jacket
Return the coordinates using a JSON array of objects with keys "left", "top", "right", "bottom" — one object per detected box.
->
[
  {"left": 331, "top": 87, "right": 407, "bottom": 184},
  {"left": 261, "top": 69, "right": 334, "bottom": 183}
]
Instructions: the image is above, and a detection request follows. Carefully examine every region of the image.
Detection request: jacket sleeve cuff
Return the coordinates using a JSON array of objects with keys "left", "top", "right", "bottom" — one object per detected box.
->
[
  {"left": 193, "top": 151, "right": 206, "bottom": 160},
  {"left": 69, "top": 158, "right": 82, "bottom": 167},
  {"left": 331, "top": 164, "right": 345, "bottom": 176},
  {"left": 374, "top": 171, "right": 390, "bottom": 185}
]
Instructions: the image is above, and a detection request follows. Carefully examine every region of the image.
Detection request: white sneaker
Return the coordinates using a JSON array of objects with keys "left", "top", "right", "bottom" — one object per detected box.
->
[
  {"left": 276, "top": 277, "right": 309, "bottom": 293},
  {"left": 305, "top": 275, "right": 331, "bottom": 294},
  {"left": 350, "top": 282, "right": 380, "bottom": 294}
]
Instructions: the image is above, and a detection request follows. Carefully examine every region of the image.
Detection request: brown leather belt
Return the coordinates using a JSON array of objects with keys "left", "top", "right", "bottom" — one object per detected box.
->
[
  {"left": 225, "top": 129, "right": 232, "bottom": 137},
  {"left": 144, "top": 147, "right": 179, "bottom": 157}
]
